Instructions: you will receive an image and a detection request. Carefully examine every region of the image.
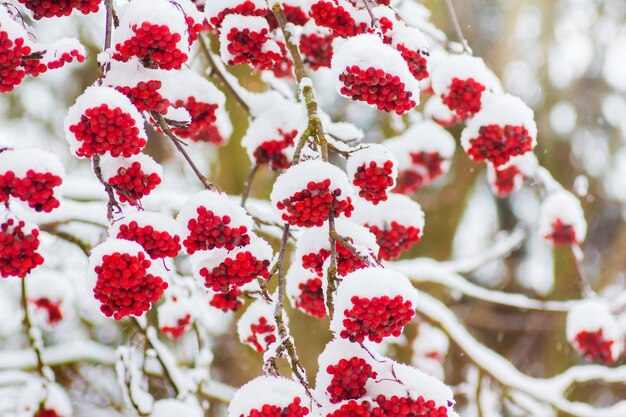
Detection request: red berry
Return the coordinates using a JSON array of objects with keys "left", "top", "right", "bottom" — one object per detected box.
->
[
  {"left": 294, "top": 277, "right": 325, "bottom": 318},
  {"left": 352, "top": 160, "right": 395, "bottom": 204},
  {"left": 0, "top": 169, "right": 62, "bottom": 212},
  {"left": 309, "top": 0, "right": 367, "bottom": 38},
  {"left": 199, "top": 249, "right": 270, "bottom": 293},
  {"left": 251, "top": 129, "right": 297, "bottom": 170},
  {"left": 161, "top": 314, "right": 192, "bottom": 339},
  {"left": 376, "top": 395, "right": 448, "bottom": 417},
  {"left": 171, "top": 97, "right": 220, "bottom": 142},
  {"left": 300, "top": 32, "right": 334, "bottom": 70},
  {"left": 115, "top": 80, "right": 170, "bottom": 114},
  {"left": 115, "top": 220, "right": 181, "bottom": 259}
]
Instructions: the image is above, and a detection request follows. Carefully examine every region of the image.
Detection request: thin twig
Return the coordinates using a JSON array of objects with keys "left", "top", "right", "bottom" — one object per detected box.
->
[
  {"left": 153, "top": 112, "right": 219, "bottom": 192},
  {"left": 92, "top": 155, "right": 121, "bottom": 223},
  {"left": 326, "top": 212, "right": 338, "bottom": 320},
  {"left": 198, "top": 36, "right": 251, "bottom": 114},
  {"left": 241, "top": 164, "right": 259, "bottom": 208},
  {"left": 571, "top": 245, "right": 596, "bottom": 298},
  {"left": 330, "top": 229, "right": 372, "bottom": 266},
  {"left": 444, "top": 0, "right": 473, "bottom": 55},
  {"left": 20, "top": 279, "right": 46, "bottom": 378},
  {"left": 360, "top": 0, "right": 380, "bottom": 29}
]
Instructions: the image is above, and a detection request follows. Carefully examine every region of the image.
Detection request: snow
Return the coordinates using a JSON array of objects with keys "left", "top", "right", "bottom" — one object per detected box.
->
[
  {"left": 151, "top": 399, "right": 204, "bottom": 417},
  {"left": 228, "top": 375, "right": 306, "bottom": 417},
  {"left": 99, "top": 153, "right": 163, "bottom": 181},
  {"left": 603, "top": 35, "right": 626, "bottom": 92},
  {"left": 26, "top": 269, "right": 74, "bottom": 325},
  {"left": 42, "top": 37, "right": 86, "bottom": 66},
  {"left": 270, "top": 159, "right": 354, "bottom": 209},
  {"left": 0, "top": 147, "right": 65, "bottom": 177},
  {"left": 431, "top": 55, "right": 502, "bottom": 98},
  {"left": 161, "top": 68, "right": 226, "bottom": 107},
  {"left": 157, "top": 295, "right": 196, "bottom": 333},
  {"left": 424, "top": 96, "right": 458, "bottom": 126},
  {"left": 17, "top": 381, "right": 72, "bottom": 417},
  {"left": 64, "top": 86, "right": 147, "bottom": 159},
  {"left": 566, "top": 299, "right": 622, "bottom": 359},
  {"left": 115, "top": 0, "right": 190, "bottom": 56},
  {"left": 236, "top": 299, "right": 278, "bottom": 352},
  {"left": 103, "top": 58, "right": 169, "bottom": 89},
  {"left": 391, "top": 24, "right": 429, "bottom": 52},
  {"left": 538, "top": 190, "right": 587, "bottom": 243},
  {"left": 0, "top": 7, "right": 33, "bottom": 47},
  {"left": 351, "top": 194, "right": 425, "bottom": 231},
  {"left": 329, "top": 267, "right": 419, "bottom": 335},
  {"left": 346, "top": 144, "right": 398, "bottom": 189},
  {"left": 412, "top": 322, "right": 449, "bottom": 360},
  {"left": 461, "top": 93, "right": 538, "bottom": 154},
  {"left": 177, "top": 190, "right": 254, "bottom": 241},
  {"left": 331, "top": 34, "right": 420, "bottom": 108},
  {"left": 366, "top": 361, "right": 454, "bottom": 409}
]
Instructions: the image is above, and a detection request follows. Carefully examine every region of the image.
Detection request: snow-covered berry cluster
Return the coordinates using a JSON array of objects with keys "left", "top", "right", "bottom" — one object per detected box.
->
[
  {"left": 237, "top": 299, "right": 279, "bottom": 352},
  {"left": 87, "top": 239, "right": 168, "bottom": 319},
  {"left": 158, "top": 293, "right": 196, "bottom": 339},
  {"left": 539, "top": 190, "right": 587, "bottom": 246},
  {"left": 17, "top": 0, "right": 102, "bottom": 19},
  {"left": 0, "top": 216, "right": 44, "bottom": 278},
  {"left": 347, "top": 145, "right": 397, "bottom": 204},
  {"left": 110, "top": 211, "right": 182, "bottom": 259},
  {"left": 99, "top": 154, "right": 163, "bottom": 206}
]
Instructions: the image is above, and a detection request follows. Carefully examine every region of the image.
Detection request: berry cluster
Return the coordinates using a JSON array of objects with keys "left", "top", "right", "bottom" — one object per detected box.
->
[
  {"left": 300, "top": 32, "right": 334, "bottom": 70},
  {"left": 45, "top": 47, "right": 85, "bottom": 70},
  {"left": 17, "top": 0, "right": 102, "bottom": 19},
  {"left": 252, "top": 129, "right": 297, "bottom": 170},
  {"left": 328, "top": 400, "right": 383, "bottom": 417},
  {"left": 309, "top": 0, "right": 367, "bottom": 38},
  {"left": 338, "top": 66, "right": 416, "bottom": 115},
  {"left": 573, "top": 329, "right": 615, "bottom": 365},
  {"left": 294, "top": 277, "right": 325, "bottom": 318},
  {"left": 466, "top": 124, "right": 533, "bottom": 167},
  {"left": 182, "top": 207, "right": 251, "bottom": 254},
  {"left": 115, "top": 81, "right": 170, "bottom": 114},
  {"left": 222, "top": 25, "right": 283, "bottom": 72},
  {"left": 245, "top": 315, "right": 277, "bottom": 353},
  {"left": 351, "top": 160, "right": 395, "bottom": 204},
  {"left": 339, "top": 295, "right": 416, "bottom": 343},
  {"left": 106, "top": 161, "right": 162, "bottom": 205},
  {"left": 396, "top": 44, "right": 429, "bottom": 81},
  {"left": 394, "top": 151, "right": 445, "bottom": 194},
  {"left": 0, "top": 169, "right": 62, "bottom": 212},
  {"left": 207, "top": 1, "right": 271, "bottom": 29},
  {"left": 161, "top": 314, "right": 192, "bottom": 339},
  {"left": 199, "top": 250, "right": 270, "bottom": 293},
  {"left": 210, "top": 288, "right": 244, "bottom": 312},
  {"left": 441, "top": 77, "right": 486, "bottom": 119},
  {"left": 276, "top": 179, "right": 354, "bottom": 227},
  {"left": 0, "top": 28, "right": 35, "bottom": 93},
  {"left": 32, "top": 297, "right": 63, "bottom": 325},
  {"left": 68, "top": 104, "right": 146, "bottom": 158},
  {"left": 91, "top": 244, "right": 167, "bottom": 320},
  {"left": 335, "top": 238, "right": 368, "bottom": 276},
  {"left": 0, "top": 218, "right": 44, "bottom": 278},
  {"left": 115, "top": 221, "right": 181, "bottom": 259},
  {"left": 375, "top": 395, "right": 449, "bottom": 417},
  {"left": 545, "top": 218, "right": 577, "bottom": 246},
  {"left": 171, "top": 97, "right": 219, "bottom": 141},
  {"left": 326, "top": 357, "right": 377, "bottom": 403},
  {"left": 490, "top": 165, "right": 522, "bottom": 197},
  {"left": 114, "top": 23, "right": 188, "bottom": 70},
  {"left": 367, "top": 222, "right": 421, "bottom": 261}
]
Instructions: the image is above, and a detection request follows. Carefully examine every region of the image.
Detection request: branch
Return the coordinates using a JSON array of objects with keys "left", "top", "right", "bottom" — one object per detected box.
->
[
  {"left": 20, "top": 279, "right": 48, "bottom": 380},
  {"left": 92, "top": 154, "right": 122, "bottom": 223},
  {"left": 198, "top": 36, "right": 251, "bottom": 114},
  {"left": 241, "top": 164, "right": 259, "bottom": 208},
  {"left": 153, "top": 112, "right": 219, "bottom": 192},
  {"left": 444, "top": 0, "right": 473, "bottom": 55},
  {"left": 416, "top": 292, "right": 626, "bottom": 417},
  {"left": 571, "top": 245, "right": 596, "bottom": 298}
]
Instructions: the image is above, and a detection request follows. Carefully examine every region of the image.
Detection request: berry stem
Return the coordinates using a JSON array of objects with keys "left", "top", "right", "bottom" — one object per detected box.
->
[
  {"left": 444, "top": 0, "right": 473, "bottom": 55},
  {"left": 153, "top": 112, "right": 219, "bottom": 192},
  {"left": 92, "top": 154, "right": 122, "bottom": 223},
  {"left": 326, "top": 211, "right": 337, "bottom": 320},
  {"left": 360, "top": 0, "right": 380, "bottom": 30}
]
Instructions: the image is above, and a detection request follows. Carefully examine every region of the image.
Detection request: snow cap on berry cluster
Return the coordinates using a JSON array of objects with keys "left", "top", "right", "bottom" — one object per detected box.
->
[
  {"left": 566, "top": 299, "right": 623, "bottom": 361},
  {"left": 178, "top": 190, "right": 254, "bottom": 242},
  {"left": 241, "top": 99, "right": 306, "bottom": 164},
  {"left": 0, "top": 147, "right": 65, "bottom": 178},
  {"left": 424, "top": 96, "right": 460, "bottom": 127},
  {"left": 104, "top": 58, "right": 169, "bottom": 89},
  {"left": 461, "top": 93, "right": 538, "bottom": 154},
  {"left": 205, "top": 0, "right": 269, "bottom": 27},
  {"left": 86, "top": 239, "right": 166, "bottom": 300},
  {"left": 367, "top": 361, "right": 454, "bottom": 411},
  {"left": 486, "top": 154, "right": 539, "bottom": 198},
  {"left": 64, "top": 86, "right": 147, "bottom": 158},
  {"left": 329, "top": 267, "right": 419, "bottom": 340},
  {"left": 391, "top": 24, "right": 429, "bottom": 52},
  {"left": 331, "top": 34, "right": 420, "bottom": 113},
  {"left": 17, "top": 380, "right": 72, "bottom": 417},
  {"left": 100, "top": 153, "right": 163, "bottom": 182},
  {"left": 346, "top": 144, "right": 398, "bottom": 188},
  {"left": 26, "top": 269, "right": 74, "bottom": 326},
  {"left": 315, "top": 338, "right": 383, "bottom": 404},
  {"left": 270, "top": 159, "right": 355, "bottom": 215},
  {"left": 236, "top": 299, "right": 280, "bottom": 352},
  {"left": 411, "top": 322, "right": 449, "bottom": 380},
  {"left": 351, "top": 194, "right": 425, "bottom": 232},
  {"left": 228, "top": 375, "right": 308, "bottom": 417},
  {"left": 158, "top": 294, "right": 197, "bottom": 339},
  {"left": 41, "top": 38, "right": 86, "bottom": 69},
  {"left": 151, "top": 399, "right": 203, "bottom": 417},
  {"left": 161, "top": 68, "right": 226, "bottom": 108},
  {"left": 431, "top": 55, "right": 501, "bottom": 99},
  {"left": 115, "top": 0, "right": 190, "bottom": 56},
  {"left": 538, "top": 190, "right": 587, "bottom": 245},
  {"left": 218, "top": 14, "right": 271, "bottom": 63}
]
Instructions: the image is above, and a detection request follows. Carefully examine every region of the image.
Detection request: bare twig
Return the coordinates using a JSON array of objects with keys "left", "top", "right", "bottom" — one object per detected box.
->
[
  {"left": 330, "top": 229, "right": 373, "bottom": 266},
  {"left": 198, "top": 36, "right": 251, "bottom": 114},
  {"left": 92, "top": 155, "right": 122, "bottom": 223},
  {"left": 326, "top": 212, "right": 338, "bottom": 320},
  {"left": 153, "top": 112, "right": 219, "bottom": 192},
  {"left": 571, "top": 245, "right": 596, "bottom": 298},
  {"left": 241, "top": 164, "right": 259, "bottom": 208},
  {"left": 360, "top": 0, "right": 380, "bottom": 29},
  {"left": 444, "top": 0, "right": 473, "bottom": 55}
]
